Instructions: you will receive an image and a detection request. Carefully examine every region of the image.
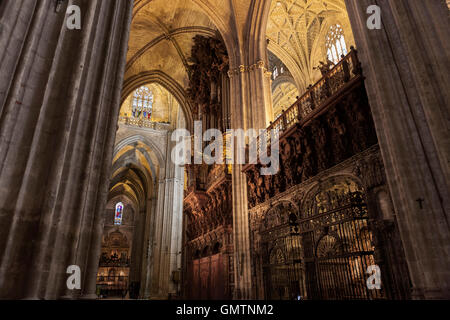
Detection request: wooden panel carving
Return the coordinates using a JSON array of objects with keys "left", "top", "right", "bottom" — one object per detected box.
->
[{"left": 244, "top": 59, "right": 378, "bottom": 208}]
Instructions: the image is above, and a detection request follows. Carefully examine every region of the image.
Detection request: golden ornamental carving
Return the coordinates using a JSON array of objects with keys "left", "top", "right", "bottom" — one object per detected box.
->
[{"left": 227, "top": 61, "right": 268, "bottom": 78}]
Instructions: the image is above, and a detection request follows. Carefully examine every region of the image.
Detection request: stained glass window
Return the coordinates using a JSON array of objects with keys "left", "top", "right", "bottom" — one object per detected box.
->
[
  {"left": 132, "top": 86, "right": 153, "bottom": 120},
  {"left": 273, "top": 66, "right": 279, "bottom": 80},
  {"left": 114, "top": 202, "right": 124, "bottom": 226},
  {"left": 326, "top": 24, "right": 348, "bottom": 64}
]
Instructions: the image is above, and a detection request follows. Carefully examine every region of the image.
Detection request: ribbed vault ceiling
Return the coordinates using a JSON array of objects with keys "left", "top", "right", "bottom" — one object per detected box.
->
[
  {"left": 126, "top": 0, "right": 355, "bottom": 119},
  {"left": 126, "top": 0, "right": 219, "bottom": 89},
  {"left": 272, "top": 82, "right": 300, "bottom": 118},
  {"left": 267, "top": 0, "right": 355, "bottom": 90}
]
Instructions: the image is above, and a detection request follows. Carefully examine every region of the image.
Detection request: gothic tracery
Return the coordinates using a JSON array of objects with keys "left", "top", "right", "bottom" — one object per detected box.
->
[
  {"left": 0, "top": 0, "right": 448, "bottom": 302},
  {"left": 267, "top": 0, "right": 355, "bottom": 89}
]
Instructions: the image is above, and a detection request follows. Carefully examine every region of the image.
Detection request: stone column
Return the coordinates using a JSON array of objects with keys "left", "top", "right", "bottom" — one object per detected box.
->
[
  {"left": 229, "top": 61, "right": 273, "bottom": 300},
  {"left": 168, "top": 161, "right": 185, "bottom": 296},
  {"left": 142, "top": 194, "right": 158, "bottom": 298},
  {"left": 345, "top": 0, "right": 450, "bottom": 299},
  {"left": 0, "top": 0, "right": 133, "bottom": 299},
  {"left": 142, "top": 132, "right": 184, "bottom": 299}
]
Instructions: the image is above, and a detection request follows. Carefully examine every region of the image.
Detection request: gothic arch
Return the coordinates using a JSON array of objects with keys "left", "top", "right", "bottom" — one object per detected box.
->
[
  {"left": 108, "top": 191, "right": 140, "bottom": 217},
  {"left": 268, "top": 199, "right": 300, "bottom": 214},
  {"left": 130, "top": 0, "right": 238, "bottom": 72},
  {"left": 244, "top": 0, "right": 272, "bottom": 66},
  {"left": 272, "top": 75, "right": 298, "bottom": 92},
  {"left": 114, "top": 135, "right": 165, "bottom": 171},
  {"left": 121, "top": 71, "right": 193, "bottom": 132},
  {"left": 188, "top": 0, "right": 238, "bottom": 68},
  {"left": 125, "top": 26, "right": 218, "bottom": 73},
  {"left": 300, "top": 174, "right": 365, "bottom": 219},
  {"left": 315, "top": 233, "right": 342, "bottom": 258},
  {"left": 110, "top": 162, "right": 150, "bottom": 191},
  {"left": 267, "top": 42, "right": 306, "bottom": 91},
  {"left": 112, "top": 147, "right": 156, "bottom": 175},
  {"left": 315, "top": 15, "right": 355, "bottom": 60},
  {"left": 112, "top": 147, "right": 159, "bottom": 185},
  {"left": 110, "top": 136, "right": 166, "bottom": 219},
  {"left": 261, "top": 200, "right": 299, "bottom": 233},
  {"left": 109, "top": 164, "right": 150, "bottom": 210},
  {"left": 266, "top": 0, "right": 356, "bottom": 91}
]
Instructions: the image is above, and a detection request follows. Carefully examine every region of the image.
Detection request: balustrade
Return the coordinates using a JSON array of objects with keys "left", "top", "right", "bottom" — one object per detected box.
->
[{"left": 256, "top": 48, "right": 361, "bottom": 153}]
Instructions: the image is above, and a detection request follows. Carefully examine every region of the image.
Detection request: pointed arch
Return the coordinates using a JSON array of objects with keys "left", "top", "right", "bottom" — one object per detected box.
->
[
  {"left": 122, "top": 71, "right": 193, "bottom": 132},
  {"left": 114, "top": 134, "right": 165, "bottom": 169}
]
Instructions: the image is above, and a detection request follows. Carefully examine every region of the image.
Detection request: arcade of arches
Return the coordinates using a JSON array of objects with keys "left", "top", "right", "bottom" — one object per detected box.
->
[{"left": 0, "top": 0, "right": 449, "bottom": 300}]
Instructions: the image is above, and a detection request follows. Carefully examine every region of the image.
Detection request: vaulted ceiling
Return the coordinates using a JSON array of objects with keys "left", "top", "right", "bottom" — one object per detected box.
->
[
  {"left": 272, "top": 82, "right": 299, "bottom": 118},
  {"left": 120, "top": 83, "right": 179, "bottom": 125},
  {"left": 126, "top": 0, "right": 219, "bottom": 90},
  {"left": 109, "top": 139, "right": 161, "bottom": 210},
  {"left": 267, "top": 0, "right": 355, "bottom": 91},
  {"left": 125, "top": 0, "right": 355, "bottom": 118}
]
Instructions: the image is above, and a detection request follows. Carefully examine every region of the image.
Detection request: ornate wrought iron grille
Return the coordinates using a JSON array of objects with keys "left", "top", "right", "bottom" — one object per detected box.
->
[
  {"left": 299, "top": 190, "right": 384, "bottom": 300},
  {"left": 260, "top": 205, "right": 306, "bottom": 300},
  {"left": 260, "top": 185, "right": 385, "bottom": 300}
]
